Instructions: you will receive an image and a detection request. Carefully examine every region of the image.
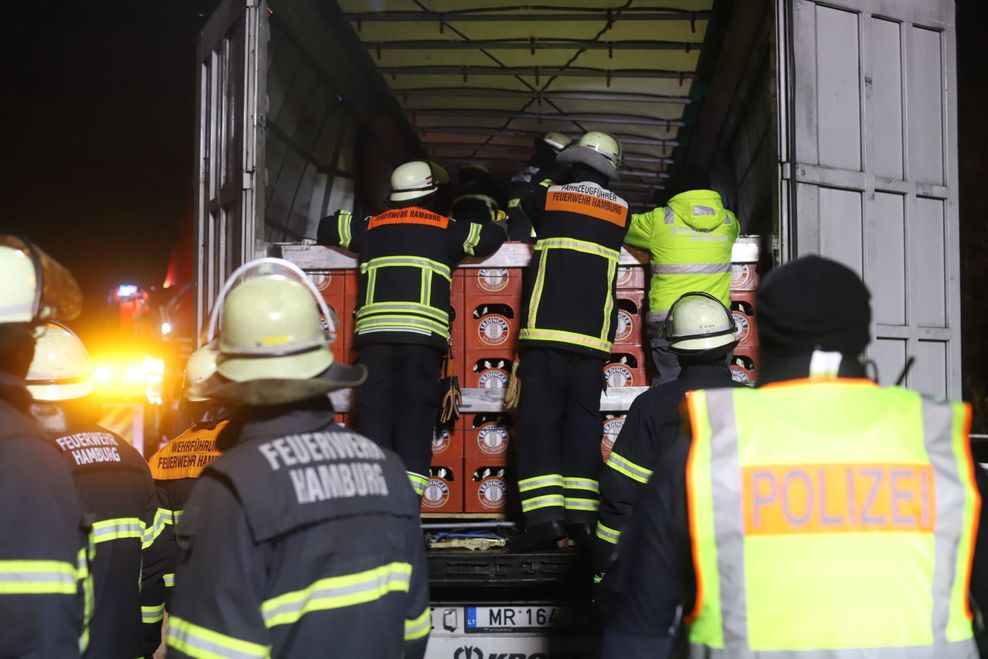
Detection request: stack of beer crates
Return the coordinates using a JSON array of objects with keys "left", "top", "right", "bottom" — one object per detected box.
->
[
  {"left": 729, "top": 250, "right": 760, "bottom": 385},
  {"left": 312, "top": 270, "right": 358, "bottom": 428}
]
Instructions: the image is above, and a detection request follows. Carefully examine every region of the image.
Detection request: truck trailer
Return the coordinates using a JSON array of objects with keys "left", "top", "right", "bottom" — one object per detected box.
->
[{"left": 192, "top": 0, "right": 963, "bottom": 655}]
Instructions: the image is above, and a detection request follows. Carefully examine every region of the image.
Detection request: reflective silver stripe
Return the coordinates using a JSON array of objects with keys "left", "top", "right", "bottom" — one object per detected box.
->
[
  {"left": 535, "top": 237, "right": 620, "bottom": 261},
  {"left": 689, "top": 642, "right": 978, "bottom": 659},
  {"left": 168, "top": 615, "right": 269, "bottom": 658},
  {"left": 142, "top": 604, "right": 165, "bottom": 623},
  {"left": 91, "top": 518, "right": 144, "bottom": 544},
  {"left": 664, "top": 206, "right": 675, "bottom": 224},
  {"left": 704, "top": 388, "right": 748, "bottom": 647},
  {"left": 364, "top": 256, "right": 452, "bottom": 280},
  {"left": 143, "top": 509, "right": 169, "bottom": 549},
  {"left": 564, "top": 497, "right": 599, "bottom": 512},
  {"left": 563, "top": 477, "right": 599, "bottom": 493},
  {"left": 518, "top": 474, "right": 563, "bottom": 492},
  {"left": 521, "top": 495, "right": 564, "bottom": 512},
  {"left": 356, "top": 302, "right": 448, "bottom": 323},
  {"left": 606, "top": 452, "right": 653, "bottom": 484},
  {"left": 651, "top": 263, "right": 731, "bottom": 275},
  {"left": 0, "top": 567, "right": 77, "bottom": 591},
  {"left": 922, "top": 398, "right": 967, "bottom": 646},
  {"left": 408, "top": 472, "right": 429, "bottom": 496},
  {"left": 163, "top": 573, "right": 175, "bottom": 588},
  {"left": 595, "top": 521, "right": 621, "bottom": 545}
]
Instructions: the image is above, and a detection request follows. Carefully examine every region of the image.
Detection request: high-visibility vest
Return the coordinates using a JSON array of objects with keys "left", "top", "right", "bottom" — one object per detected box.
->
[
  {"left": 626, "top": 190, "right": 739, "bottom": 320},
  {"left": 685, "top": 380, "right": 979, "bottom": 657}
]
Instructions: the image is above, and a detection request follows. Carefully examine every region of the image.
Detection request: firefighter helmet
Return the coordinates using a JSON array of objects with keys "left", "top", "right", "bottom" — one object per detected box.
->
[
  {"left": 25, "top": 322, "right": 94, "bottom": 401},
  {"left": 184, "top": 342, "right": 220, "bottom": 402},
  {"left": 542, "top": 131, "right": 572, "bottom": 153},
  {"left": 556, "top": 131, "right": 622, "bottom": 179},
  {"left": 665, "top": 292, "right": 738, "bottom": 353},
  {"left": 0, "top": 236, "right": 82, "bottom": 324},
  {"left": 390, "top": 161, "right": 437, "bottom": 202}
]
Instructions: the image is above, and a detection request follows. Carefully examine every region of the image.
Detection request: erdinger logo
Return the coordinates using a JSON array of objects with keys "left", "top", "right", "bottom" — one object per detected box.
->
[
  {"left": 477, "top": 268, "right": 510, "bottom": 292},
  {"left": 477, "top": 369, "right": 509, "bottom": 389},
  {"left": 477, "top": 477, "right": 505, "bottom": 509},
  {"left": 478, "top": 315, "right": 510, "bottom": 346},
  {"left": 477, "top": 425, "right": 508, "bottom": 455},
  {"left": 604, "top": 364, "right": 633, "bottom": 388},
  {"left": 423, "top": 478, "right": 450, "bottom": 508},
  {"left": 454, "top": 649, "right": 582, "bottom": 659},
  {"left": 614, "top": 309, "right": 634, "bottom": 343},
  {"left": 732, "top": 263, "right": 755, "bottom": 288},
  {"left": 454, "top": 648, "right": 483, "bottom": 659},
  {"left": 616, "top": 267, "right": 632, "bottom": 286},
  {"left": 433, "top": 427, "right": 451, "bottom": 453},
  {"left": 730, "top": 367, "right": 752, "bottom": 385},
  {"left": 732, "top": 312, "right": 750, "bottom": 343},
  {"left": 308, "top": 272, "right": 334, "bottom": 291}
]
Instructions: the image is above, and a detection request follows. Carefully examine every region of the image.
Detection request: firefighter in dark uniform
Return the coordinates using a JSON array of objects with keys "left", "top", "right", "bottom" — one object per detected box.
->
[
  {"left": 506, "top": 131, "right": 573, "bottom": 241},
  {"left": 0, "top": 236, "right": 91, "bottom": 656},
  {"left": 167, "top": 263, "right": 431, "bottom": 658},
  {"left": 318, "top": 160, "right": 507, "bottom": 496},
  {"left": 601, "top": 256, "right": 988, "bottom": 658},
  {"left": 150, "top": 342, "right": 226, "bottom": 601},
  {"left": 449, "top": 163, "right": 506, "bottom": 225},
  {"left": 510, "top": 132, "right": 631, "bottom": 551},
  {"left": 27, "top": 321, "right": 167, "bottom": 658},
  {"left": 594, "top": 293, "right": 739, "bottom": 575}
]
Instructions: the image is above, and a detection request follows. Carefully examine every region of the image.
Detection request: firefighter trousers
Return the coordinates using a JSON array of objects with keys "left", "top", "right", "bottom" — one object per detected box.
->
[
  {"left": 353, "top": 343, "right": 443, "bottom": 496},
  {"left": 515, "top": 348, "right": 606, "bottom": 526}
]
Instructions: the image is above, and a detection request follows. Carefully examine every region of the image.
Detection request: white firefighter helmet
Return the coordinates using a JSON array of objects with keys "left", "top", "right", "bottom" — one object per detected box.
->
[
  {"left": 556, "top": 131, "right": 622, "bottom": 179},
  {"left": 184, "top": 342, "right": 220, "bottom": 402},
  {"left": 25, "top": 322, "right": 94, "bottom": 401},
  {"left": 390, "top": 160, "right": 437, "bottom": 202},
  {"left": 0, "top": 236, "right": 82, "bottom": 324},
  {"left": 542, "top": 131, "right": 572, "bottom": 153},
  {"left": 206, "top": 258, "right": 365, "bottom": 387},
  {"left": 665, "top": 292, "right": 738, "bottom": 353}
]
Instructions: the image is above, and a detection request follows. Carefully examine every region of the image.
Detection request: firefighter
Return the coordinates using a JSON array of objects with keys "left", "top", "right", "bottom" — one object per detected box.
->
[
  {"left": 510, "top": 131, "right": 630, "bottom": 551},
  {"left": 624, "top": 167, "right": 740, "bottom": 384},
  {"left": 317, "top": 160, "right": 507, "bottom": 496},
  {"left": 0, "top": 236, "right": 91, "bottom": 656},
  {"left": 150, "top": 342, "right": 227, "bottom": 601},
  {"left": 594, "top": 292, "right": 739, "bottom": 574},
  {"left": 602, "top": 255, "right": 988, "bottom": 657},
  {"left": 449, "top": 163, "right": 506, "bottom": 225},
  {"left": 27, "top": 322, "right": 167, "bottom": 658},
  {"left": 506, "top": 131, "right": 572, "bottom": 241},
  {"left": 167, "top": 263, "right": 431, "bottom": 658}
]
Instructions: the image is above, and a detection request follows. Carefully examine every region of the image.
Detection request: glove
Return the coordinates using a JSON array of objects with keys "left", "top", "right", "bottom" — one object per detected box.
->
[
  {"left": 439, "top": 351, "right": 462, "bottom": 425},
  {"left": 503, "top": 358, "right": 521, "bottom": 410}
]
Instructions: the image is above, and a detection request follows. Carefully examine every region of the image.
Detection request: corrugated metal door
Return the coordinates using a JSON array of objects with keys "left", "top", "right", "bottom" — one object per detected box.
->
[
  {"left": 194, "top": 0, "right": 265, "bottom": 337},
  {"left": 778, "top": 0, "right": 961, "bottom": 398}
]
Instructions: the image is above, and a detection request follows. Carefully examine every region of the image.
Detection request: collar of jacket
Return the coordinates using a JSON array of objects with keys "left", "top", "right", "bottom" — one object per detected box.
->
[
  {"left": 679, "top": 362, "right": 733, "bottom": 380},
  {"left": 0, "top": 373, "right": 32, "bottom": 412},
  {"left": 758, "top": 351, "right": 868, "bottom": 387},
  {"left": 217, "top": 396, "right": 336, "bottom": 451}
]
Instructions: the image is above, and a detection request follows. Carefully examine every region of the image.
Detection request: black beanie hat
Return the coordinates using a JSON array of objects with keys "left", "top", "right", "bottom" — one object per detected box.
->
[{"left": 756, "top": 255, "right": 871, "bottom": 357}]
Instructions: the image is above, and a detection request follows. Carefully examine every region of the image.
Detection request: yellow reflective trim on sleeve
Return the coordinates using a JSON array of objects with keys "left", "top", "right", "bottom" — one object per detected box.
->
[
  {"left": 408, "top": 472, "right": 429, "bottom": 496},
  {"left": 168, "top": 615, "right": 270, "bottom": 659},
  {"left": 164, "top": 573, "right": 175, "bottom": 588},
  {"left": 338, "top": 211, "right": 353, "bottom": 250},
  {"left": 260, "top": 562, "right": 413, "bottom": 629},
  {"left": 518, "top": 474, "right": 563, "bottom": 492},
  {"left": 521, "top": 494, "right": 565, "bottom": 512},
  {"left": 463, "top": 223, "right": 483, "bottom": 256},
  {"left": 508, "top": 198, "right": 521, "bottom": 209},
  {"left": 595, "top": 521, "right": 621, "bottom": 545},
  {"left": 0, "top": 560, "right": 78, "bottom": 594},
  {"left": 142, "top": 603, "right": 165, "bottom": 624},
  {"left": 405, "top": 607, "right": 432, "bottom": 641},
  {"left": 159, "top": 508, "right": 177, "bottom": 525},
  {"left": 563, "top": 477, "right": 599, "bottom": 493},
  {"left": 91, "top": 517, "right": 145, "bottom": 545},
  {"left": 78, "top": 542, "right": 94, "bottom": 652},
  {"left": 564, "top": 497, "right": 599, "bottom": 512},
  {"left": 605, "top": 451, "right": 653, "bottom": 484}
]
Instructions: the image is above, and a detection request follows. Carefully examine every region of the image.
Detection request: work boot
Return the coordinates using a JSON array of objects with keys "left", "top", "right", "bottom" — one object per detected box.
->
[
  {"left": 566, "top": 523, "right": 594, "bottom": 552},
  {"left": 507, "top": 520, "right": 567, "bottom": 552}
]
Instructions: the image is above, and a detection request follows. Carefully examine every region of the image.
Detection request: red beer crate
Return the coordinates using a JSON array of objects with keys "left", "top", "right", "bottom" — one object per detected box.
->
[
  {"left": 730, "top": 291, "right": 757, "bottom": 348},
  {"left": 614, "top": 290, "right": 645, "bottom": 347},
  {"left": 730, "top": 346, "right": 760, "bottom": 386},
  {"left": 465, "top": 297, "right": 520, "bottom": 351},
  {"left": 450, "top": 272, "right": 465, "bottom": 356},
  {"left": 616, "top": 265, "right": 646, "bottom": 290},
  {"left": 312, "top": 270, "right": 352, "bottom": 364},
  {"left": 604, "top": 349, "right": 647, "bottom": 388},
  {"left": 601, "top": 413, "right": 627, "bottom": 462},
  {"left": 464, "top": 351, "right": 515, "bottom": 389},
  {"left": 731, "top": 261, "right": 760, "bottom": 292},
  {"left": 421, "top": 459, "right": 463, "bottom": 514},
  {"left": 464, "top": 413, "right": 512, "bottom": 458},
  {"left": 432, "top": 422, "right": 464, "bottom": 458},
  {"left": 464, "top": 456, "right": 509, "bottom": 514},
  {"left": 463, "top": 267, "right": 523, "bottom": 298},
  {"left": 334, "top": 413, "right": 349, "bottom": 428}
]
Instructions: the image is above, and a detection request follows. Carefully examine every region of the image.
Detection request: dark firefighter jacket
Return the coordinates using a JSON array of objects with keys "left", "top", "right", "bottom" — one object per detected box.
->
[
  {"left": 51, "top": 423, "right": 168, "bottom": 658},
  {"left": 150, "top": 418, "right": 227, "bottom": 604},
  {"left": 166, "top": 399, "right": 431, "bottom": 659},
  {"left": 0, "top": 378, "right": 90, "bottom": 657},
  {"left": 594, "top": 364, "right": 738, "bottom": 573},
  {"left": 318, "top": 205, "right": 506, "bottom": 351},
  {"left": 507, "top": 143, "right": 570, "bottom": 241},
  {"left": 517, "top": 178, "right": 631, "bottom": 358}
]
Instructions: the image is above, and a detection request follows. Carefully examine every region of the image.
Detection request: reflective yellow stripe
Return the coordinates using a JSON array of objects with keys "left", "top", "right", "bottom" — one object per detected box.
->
[
  {"left": 518, "top": 328, "right": 612, "bottom": 353},
  {"left": 405, "top": 608, "right": 432, "bottom": 640},
  {"left": 606, "top": 451, "right": 653, "bottom": 484},
  {"left": 600, "top": 256, "right": 617, "bottom": 342},
  {"left": 366, "top": 268, "right": 378, "bottom": 304},
  {"left": 0, "top": 560, "right": 77, "bottom": 594},
  {"left": 539, "top": 178, "right": 554, "bottom": 188},
  {"left": 159, "top": 508, "right": 177, "bottom": 525},
  {"left": 564, "top": 477, "right": 599, "bottom": 493},
  {"left": 521, "top": 494, "right": 565, "bottom": 512},
  {"left": 363, "top": 256, "right": 452, "bottom": 281},
  {"left": 164, "top": 573, "right": 175, "bottom": 588},
  {"left": 463, "top": 223, "right": 483, "bottom": 256},
  {"left": 508, "top": 198, "right": 521, "bottom": 208},
  {"left": 596, "top": 521, "right": 621, "bottom": 545},
  {"left": 534, "top": 237, "right": 620, "bottom": 261},
  {"left": 144, "top": 508, "right": 170, "bottom": 549},
  {"left": 355, "top": 316, "right": 450, "bottom": 339},
  {"left": 168, "top": 615, "right": 270, "bottom": 658},
  {"left": 338, "top": 211, "right": 352, "bottom": 250},
  {"left": 261, "top": 562, "right": 413, "bottom": 628},
  {"left": 77, "top": 542, "right": 94, "bottom": 653},
  {"left": 527, "top": 243, "right": 550, "bottom": 328},
  {"left": 564, "top": 497, "right": 599, "bottom": 512},
  {"left": 91, "top": 517, "right": 145, "bottom": 544},
  {"left": 518, "top": 474, "right": 563, "bottom": 492},
  {"left": 356, "top": 302, "right": 448, "bottom": 323},
  {"left": 142, "top": 603, "right": 165, "bottom": 624},
  {"left": 408, "top": 472, "right": 429, "bottom": 496}
]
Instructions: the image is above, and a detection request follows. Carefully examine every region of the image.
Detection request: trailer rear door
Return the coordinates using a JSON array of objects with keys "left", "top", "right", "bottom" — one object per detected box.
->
[{"left": 778, "top": 0, "right": 961, "bottom": 397}]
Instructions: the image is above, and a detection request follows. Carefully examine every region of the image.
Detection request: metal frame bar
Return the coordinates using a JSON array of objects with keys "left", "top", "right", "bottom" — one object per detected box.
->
[
  {"left": 409, "top": 108, "right": 687, "bottom": 127},
  {"left": 422, "top": 141, "right": 674, "bottom": 164},
  {"left": 393, "top": 87, "right": 692, "bottom": 104},
  {"left": 367, "top": 39, "right": 704, "bottom": 50},
  {"left": 381, "top": 65, "right": 695, "bottom": 79},
  {"left": 416, "top": 125, "right": 680, "bottom": 147},
  {"left": 345, "top": 9, "right": 713, "bottom": 23}
]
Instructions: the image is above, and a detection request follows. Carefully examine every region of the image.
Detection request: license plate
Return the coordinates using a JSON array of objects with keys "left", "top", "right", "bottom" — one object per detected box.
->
[{"left": 465, "top": 606, "right": 564, "bottom": 633}]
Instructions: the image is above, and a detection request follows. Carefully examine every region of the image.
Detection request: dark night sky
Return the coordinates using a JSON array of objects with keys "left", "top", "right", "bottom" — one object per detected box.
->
[{"left": 2, "top": 1, "right": 987, "bottom": 427}]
